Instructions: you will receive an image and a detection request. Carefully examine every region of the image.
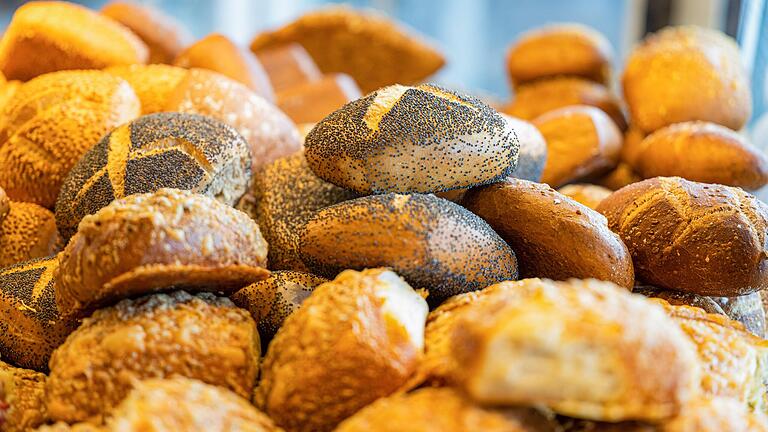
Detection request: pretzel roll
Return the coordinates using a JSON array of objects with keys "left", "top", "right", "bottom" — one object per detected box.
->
[
  {"left": 711, "top": 293, "right": 766, "bottom": 338},
  {"left": 305, "top": 84, "right": 520, "bottom": 194},
  {"left": 503, "top": 115, "right": 547, "bottom": 182},
  {"left": 276, "top": 73, "right": 361, "bottom": 124},
  {"left": 534, "top": 105, "right": 622, "bottom": 188},
  {"left": 622, "top": 26, "right": 751, "bottom": 133},
  {"left": 0, "top": 360, "right": 47, "bottom": 432},
  {"left": 0, "top": 1, "right": 148, "bottom": 81},
  {"left": 56, "top": 189, "right": 269, "bottom": 319},
  {"left": 506, "top": 24, "right": 613, "bottom": 88},
  {"left": 254, "top": 43, "right": 322, "bottom": 93},
  {"left": 0, "top": 186, "right": 8, "bottom": 223},
  {"left": 0, "top": 202, "right": 59, "bottom": 267},
  {"left": 0, "top": 70, "right": 140, "bottom": 208},
  {"left": 255, "top": 269, "right": 428, "bottom": 432},
  {"left": 558, "top": 183, "right": 612, "bottom": 210},
  {"left": 174, "top": 33, "right": 274, "bottom": 101},
  {"left": 105, "top": 64, "right": 187, "bottom": 114},
  {"left": 101, "top": 1, "right": 190, "bottom": 64},
  {"left": 46, "top": 291, "right": 260, "bottom": 423},
  {"left": 164, "top": 68, "right": 301, "bottom": 170},
  {"left": 599, "top": 178, "right": 768, "bottom": 296},
  {"left": 55, "top": 112, "right": 251, "bottom": 242},
  {"left": 300, "top": 193, "right": 518, "bottom": 305}
]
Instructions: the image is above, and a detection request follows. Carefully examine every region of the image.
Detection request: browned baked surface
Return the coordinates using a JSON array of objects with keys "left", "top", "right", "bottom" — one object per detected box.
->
[
  {"left": 0, "top": 360, "right": 47, "bottom": 432},
  {"left": 46, "top": 291, "right": 260, "bottom": 423},
  {"left": 0, "top": 202, "right": 59, "bottom": 267},
  {"left": 596, "top": 162, "right": 641, "bottom": 191},
  {"left": 711, "top": 292, "right": 765, "bottom": 338},
  {"left": 253, "top": 43, "right": 322, "bottom": 93},
  {"left": 634, "top": 285, "right": 726, "bottom": 315},
  {"left": 104, "top": 64, "right": 188, "bottom": 114},
  {"left": 597, "top": 177, "right": 768, "bottom": 296},
  {"left": 0, "top": 186, "right": 8, "bottom": 223},
  {"left": 558, "top": 183, "right": 613, "bottom": 210},
  {"left": 0, "top": 1, "right": 148, "bottom": 80},
  {"left": 621, "top": 127, "right": 647, "bottom": 166},
  {"left": 276, "top": 73, "right": 361, "bottom": 124},
  {"left": 250, "top": 6, "right": 444, "bottom": 93},
  {"left": 503, "top": 115, "right": 548, "bottom": 182},
  {"left": 662, "top": 397, "right": 768, "bottom": 432}
]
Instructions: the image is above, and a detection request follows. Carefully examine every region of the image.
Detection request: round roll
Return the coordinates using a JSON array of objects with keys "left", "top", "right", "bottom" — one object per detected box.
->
[
  {"left": 0, "top": 202, "right": 59, "bottom": 267},
  {"left": 505, "top": 23, "right": 613, "bottom": 87},
  {"left": 622, "top": 26, "right": 751, "bottom": 133},
  {"left": 0, "top": 70, "right": 140, "bottom": 208},
  {"left": 45, "top": 291, "right": 260, "bottom": 423},
  {"left": 534, "top": 105, "right": 622, "bottom": 188},
  {"left": 0, "top": 360, "right": 47, "bottom": 432},
  {"left": 503, "top": 115, "right": 547, "bottom": 182},
  {"left": 557, "top": 183, "right": 613, "bottom": 210},
  {"left": 299, "top": 193, "right": 518, "bottom": 305},
  {"left": 55, "top": 112, "right": 252, "bottom": 242},
  {"left": 164, "top": 68, "right": 301, "bottom": 170},
  {"left": 711, "top": 293, "right": 765, "bottom": 338},
  {"left": 464, "top": 179, "right": 633, "bottom": 288},
  {"left": 305, "top": 83, "right": 521, "bottom": 194},
  {"left": 597, "top": 177, "right": 768, "bottom": 296},
  {"left": 0, "top": 1, "right": 148, "bottom": 80},
  {"left": 101, "top": 1, "right": 190, "bottom": 64},
  {"left": 55, "top": 189, "right": 269, "bottom": 319},
  {"left": 0, "top": 186, "right": 9, "bottom": 223},
  {"left": 255, "top": 269, "right": 428, "bottom": 432},
  {"left": 105, "top": 64, "right": 187, "bottom": 114},
  {"left": 630, "top": 122, "right": 768, "bottom": 190}
]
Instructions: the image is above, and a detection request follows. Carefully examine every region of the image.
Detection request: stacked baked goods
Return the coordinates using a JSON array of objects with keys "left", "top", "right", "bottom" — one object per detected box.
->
[{"left": 0, "top": 1, "right": 766, "bottom": 431}]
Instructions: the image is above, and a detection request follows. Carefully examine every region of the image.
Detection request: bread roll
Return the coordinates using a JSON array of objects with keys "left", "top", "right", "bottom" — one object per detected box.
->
[
  {"left": 305, "top": 84, "right": 520, "bottom": 194},
  {"left": 464, "top": 179, "right": 633, "bottom": 288},
  {"left": 622, "top": 26, "right": 751, "bottom": 133},
  {"left": 452, "top": 278, "right": 700, "bottom": 422},
  {"left": 711, "top": 293, "right": 765, "bottom": 338},
  {"left": 0, "top": 202, "right": 59, "bottom": 267},
  {"left": 300, "top": 193, "right": 518, "bottom": 305},
  {"left": 253, "top": 43, "right": 322, "bottom": 93},
  {"left": 46, "top": 291, "right": 260, "bottom": 423},
  {"left": 55, "top": 189, "right": 269, "bottom": 319},
  {"left": 0, "top": 186, "right": 7, "bottom": 223},
  {"left": 634, "top": 285, "right": 726, "bottom": 315},
  {"left": 596, "top": 162, "right": 641, "bottom": 191},
  {"left": 630, "top": 122, "right": 768, "bottom": 190},
  {"left": 506, "top": 24, "right": 613, "bottom": 87},
  {"left": 55, "top": 112, "right": 252, "bottom": 241},
  {"left": 597, "top": 177, "right": 768, "bottom": 296},
  {"left": 621, "top": 127, "right": 647, "bottom": 167},
  {"left": 0, "top": 360, "right": 47, "bottom": 432},
  {"left": 173, "top": 33, "right": 274, "bottom": 101},
  {"left": 105, "top": 64, "right": 187, "bottom": 114},
  {"left": 558, "top": 183, "right": 612, "bottom": 209},
  {"left": 164, "top": 68, "right": 301, "bottom": 170},
  {"left": 663, "top": 397, "right": 768, "bottom": 432},
  {"left": 276, "top": 73, "right": 361, "bottom": 124},
  {"left": 0, "top": 70, "right": 140, "bottom": 208},
  {"left": 250, "top": 7, "right": 445, "bottom": 93},
  {"left": 503, "top": 115, "right": 547, "bottom": 182},
  {"left": 101, "top": 1, "right": 190, "bottom": 64},
  {"left": 534, "top": 105, "right": 621, "bottom": 188},
  {"left": 0, "top": 1, "right": 148, "bottom": 80}
]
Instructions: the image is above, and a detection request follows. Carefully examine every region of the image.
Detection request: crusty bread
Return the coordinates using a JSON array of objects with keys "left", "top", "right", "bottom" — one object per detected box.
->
[
  {"left": 506, "top": 24, "right": 613, "bottom": 87},
  {"left": 596, "top": 162, "right": 641, "bottom": 191},
  {"left": 0, "top": 70, "right": 140, "bottom": 208},
  {"left": 634, "top": 285, "right": 726, "bottom": 315},
  {"left": 0, "top": 187, "right": 6, "bottom": 224},
  {"left": 0, "top": 1, "right": 148, "bottom": 80},
  {"left": 105, "top": 64, "right": 187, "bottom": 114},
  {"left": 46, "top": 291, "right": 260, "bottom": 423},
  {"left": 55, "top": 112, "right": 252, "bottom": 242},
  {"left": 253, "top": 43, "right": 322, "bottom": 93},
  {"left": 305, "top": 84, "right": 520, "bottom": 194},
  {"left": 250, "top": 6, "right": 445, "bottom": 93},
  {"left": 173, "top": 33, "right": 274, "bottom": 101},
  {"left": 0, "top": 202, "right": 59, "bottom": 267},
  {"left": 662, "top": 397, "right": 768, "bottom": 432},
  {"left": 712, "top": 293, "right": 766, "bottom": 338},
  {"left": 597, "top": 177, "right": 768, "bottom": 296},
  {"left": 101, "top": 1, "right": 190, "bottom": 64},
  {"left": 55, "top": 189, "right": 269, "bottom": 319},
  {"left": 299, "top": 193, "right": 518, "bottom": 305},
  {"left": 452, "top": 278, "right": 700, "bottom": 422},
  {"left": 503, "top": 115, "right": 547, "bottom": 182},
  {"left": 464, "top": 179, "right": 633, "bottom": 288},
  {"left": 558, "top": 183, "right": 612, "bottom": 210},
  {"left": 534, "top": 105, "right": 622, "bottom": 188},
  {"left": 276, "top": 73, "right": 361, "bottom": 124},
  {"left": 622, "top": 26, "right": 751, "bottom": 133},
  {"left": 0, "top": 360, "right": 47, "bottom": 432},
  {"left": 255, "top": 269, "right": 427, "bottom": 432}
]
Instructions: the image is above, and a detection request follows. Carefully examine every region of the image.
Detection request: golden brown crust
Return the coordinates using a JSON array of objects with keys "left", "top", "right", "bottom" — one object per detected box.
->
[
  {"left": 534, "top": 105, "right": 622, "bottom": 188},
  {"left": 276, "top": 73, "right": 361, "bottom": 124},
  {"left": 0, "top": 1, "right": 148, "bottom": 80},
  {"left": 0, "top": 360, "right": 47, "bottom": 432},
  {"left": 558, "top": 183, "right": 613, "bottom": 210},
  {"left": 46, "top": 291, "right": 260, "bottom": 423},
  {"left": 662, "top": 397, "right": 768, "bottom": 432},
  {"left": 104, "top": 64, "right": 187, "bottom": 114},
  {"left": 634, "top": 285, "right": 726, "bottom": 316},
  {"left": 711, "top": 292, "right": 765, "bottom": 337},
  {"left": 253, "top": 43, "right": 322, "bottom": 93},
  {"left": 595, "top": 162, "right": 641, "bottom": 191},
  {"left": 0, "top": 186, "right": 8, "bottom": 223},
  {"left": 250, "top": 6, "right": 444, "bottom": 93},
  {"left": 464, "top": 179, "right": 633, "bottom": 288},
  {"left": 56, "top": 189, "right": 269, "bottom": 319},
  {"left": 0, "top": 202, "right": 58, "bottom": 267},
  {"left": 597, "top": 177, "right": 768, "bottom": 296}
]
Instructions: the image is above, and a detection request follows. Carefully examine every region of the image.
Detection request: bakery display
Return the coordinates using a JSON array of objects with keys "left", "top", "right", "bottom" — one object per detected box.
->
[
  {"left": 0, "top": 360, "right": 47, "bottom": 432},
  {"left": 0, "top": 202, "right": 59, "bottom": 267}
]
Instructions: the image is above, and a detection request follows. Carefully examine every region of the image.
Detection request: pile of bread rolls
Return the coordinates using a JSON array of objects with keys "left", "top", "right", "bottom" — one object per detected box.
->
[{"left": 0, "top": 1, "right": 766, "bottom": 431}]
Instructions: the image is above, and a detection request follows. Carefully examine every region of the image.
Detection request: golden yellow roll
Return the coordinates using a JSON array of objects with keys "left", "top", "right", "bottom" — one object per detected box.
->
[
  {"left": 0, "top": 360, "right": 47, "bottom": 432},
  {"left": 104, "top": 64, "right": 187, "bottom": 114},
  {"left": 0, "top": 185, "right": 8, "bottom": 223},
  {"left": 558, "top": 183, "right": 613, "bottom": 210},
  {"left": 0, "top": 201, "right": 59, "bottom": 268}
]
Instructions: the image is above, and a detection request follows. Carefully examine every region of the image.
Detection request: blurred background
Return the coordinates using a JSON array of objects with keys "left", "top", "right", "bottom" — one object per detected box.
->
[{"left": 1, "top": 0, "right": 767, "bottom": 138}]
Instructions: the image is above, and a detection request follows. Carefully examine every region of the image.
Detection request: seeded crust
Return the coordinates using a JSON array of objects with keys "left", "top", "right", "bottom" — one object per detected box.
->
[
  {"left": 622, "top": 26, "right": 751, "bottom": 133},
  {"left": 305, "top": 83, "right": 520, "bottom": 194},
  {"left": 46, "top": 291, "right": 260, "bottom": 423},
  {"left": 711, "top": 293, "right": 766, "bottom": 338},
  {"left": 300, "top": 193, "right": 518, "bottom": 305},
  {"left": 662, "top": 397, "right": 768, "bottom": 432},
  {"left": 558, "top": 183, "right": 613, "bottom": 210},
  {"left": 255, "top": 269, "right": 426, "bottom": 432},
  {"left": 0, "top": 1, "right": 148, "bottom": 81},
  {"left": 55, "top": 189, "right": 269, "bottom": 320},
  {"left": 249, "top": 6, "right": 445, "bottom": 93},
  {"left": 0, "top": 256, "right": 77, "bottom": 371},
  {"left": 0, "top": 70, "right": 140, "bottom": 208},
  {"left": 0, "top": 202, "right": 59, "bottom": 267},
  {"left": 0, "top": 187, "right": 8, "bottom": 223},
  {"left": 0, "top": 360, "right": 47, "bottom": 432},
  {"left": 597, "top": 177, "right": 768, "bottom": 296},
  {"left": 503, "top": 115, "right": 547, "bottom": 182},
  {"left": 237, "top": 152, "right": 357, "bottom": 271},
  {"left": 164, "top": 68, "right": 301, "bottom": 170},
  {"left": 104, "top": 64, "right": 188, "bottom": 114},
  {"left": 101, "top": 1, "right": 190, "bottom": 64},
  {"left": 173, "top": 33, "right": 274, "bottom": 102},
  {"left": 55, "top": 112, "right": 252, "bottom": 241},
  {"left": 231, "top": 271, "right": 328, "bottom": 345}
]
